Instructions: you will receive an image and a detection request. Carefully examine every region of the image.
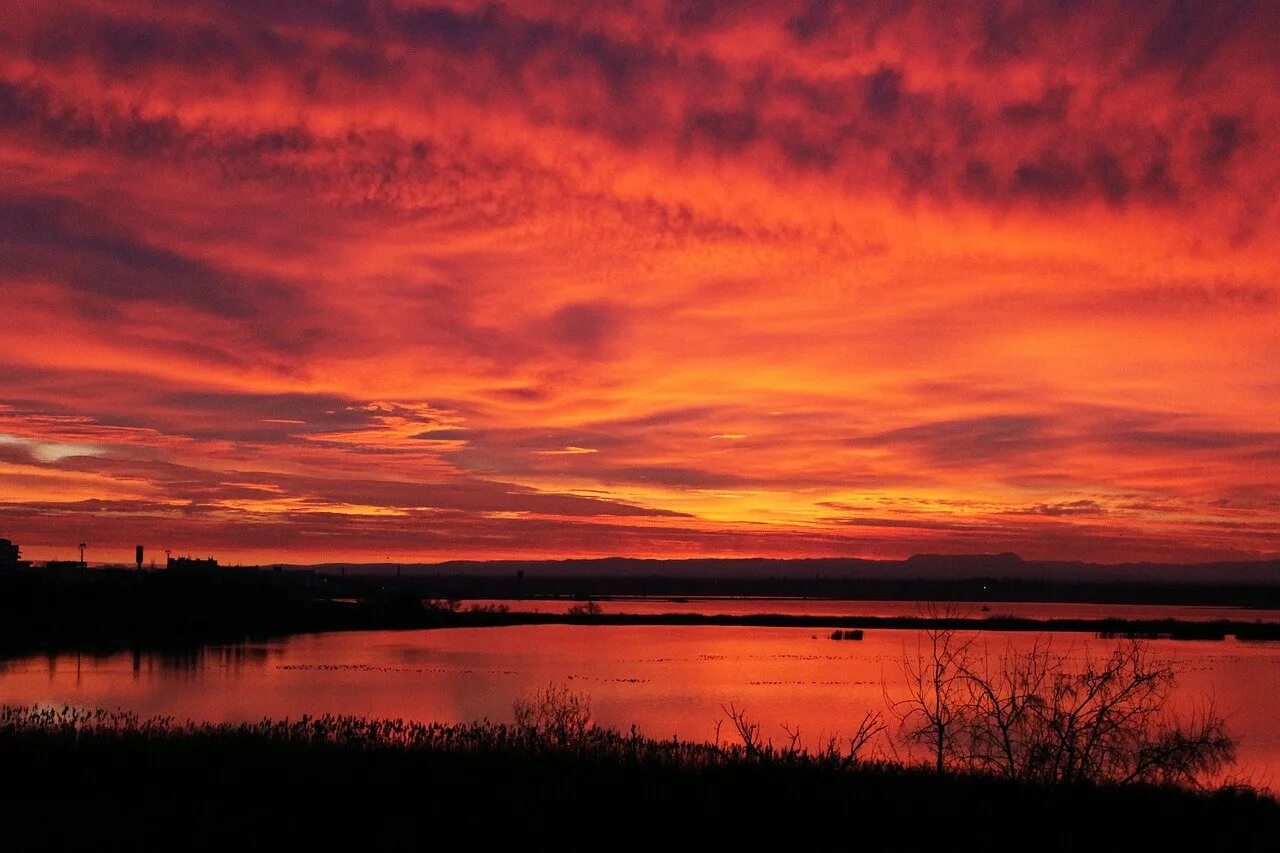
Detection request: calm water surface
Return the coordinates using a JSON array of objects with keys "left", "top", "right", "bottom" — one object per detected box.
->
[
  {"left": 472, "top": 597, "right": 1280, "bottom": 622},
  {"left": 2, "top": 625, "right": 1277, "bottom": 788}
]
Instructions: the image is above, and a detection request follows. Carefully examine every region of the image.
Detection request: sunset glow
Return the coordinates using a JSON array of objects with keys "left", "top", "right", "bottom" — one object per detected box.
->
[{"left": 1, "top": 1, "right": 1278, "bottom": 563}]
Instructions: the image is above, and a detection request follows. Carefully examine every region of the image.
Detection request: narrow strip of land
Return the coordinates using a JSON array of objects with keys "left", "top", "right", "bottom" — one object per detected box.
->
[
  {"left": 4, "top": 603, "right": 1280, "bottom": 658},
  {"left": 426, "top": 609, "right": 1280, "bottom": 639}
]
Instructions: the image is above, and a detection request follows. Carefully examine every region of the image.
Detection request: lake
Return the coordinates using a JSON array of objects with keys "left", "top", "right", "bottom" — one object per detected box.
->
[
  {"left": 2, "top": 623, "right": 1278, "bottom": 789},
  {"left": 468, "top": 597, "right": 1280, "bottom": 622}
]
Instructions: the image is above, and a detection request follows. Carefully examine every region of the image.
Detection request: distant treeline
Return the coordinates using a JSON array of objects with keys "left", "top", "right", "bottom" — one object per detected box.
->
[
  {"left": 359, "top": 572, "right": 1280, "bottom": 608},
  {"left": 3, "top": 567, "right": 1280, "bottom": 655},
  {"left": 307, "top": 552, "right": 1280, "bottom": 587},
  {"left": 0, "top": 705, "right": 1274, "bottom": 850}
]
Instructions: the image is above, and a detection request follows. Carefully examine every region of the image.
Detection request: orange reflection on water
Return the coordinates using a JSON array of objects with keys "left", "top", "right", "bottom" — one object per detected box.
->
[{"left": 1, "top": 625, "right": 1277, "bottom": 790}]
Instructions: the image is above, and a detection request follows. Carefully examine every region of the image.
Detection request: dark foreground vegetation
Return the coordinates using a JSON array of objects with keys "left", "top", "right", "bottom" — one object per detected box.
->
[
  {"left": 0, "top": 629, "right": 1273, "bottom": 849},
  {"left": 0, "top": 702, "right": 1274, "bottom": 851},
  {"left": 3, "top": 567, "right": 1280, "bottom": 655}
]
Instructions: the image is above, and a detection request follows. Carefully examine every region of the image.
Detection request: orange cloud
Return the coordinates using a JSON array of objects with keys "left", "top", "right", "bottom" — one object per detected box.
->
[{"left": 0, "top": 1, "right": 1277, "bottom": 564}]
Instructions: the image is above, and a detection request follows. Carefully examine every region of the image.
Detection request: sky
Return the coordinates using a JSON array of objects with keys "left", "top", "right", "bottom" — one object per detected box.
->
[{"left": 0, "top": 1, "right": 1278, "bottom": 566}]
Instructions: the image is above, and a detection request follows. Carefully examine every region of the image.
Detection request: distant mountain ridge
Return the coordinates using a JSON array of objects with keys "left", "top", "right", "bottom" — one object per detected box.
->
[{"left": 296, "top": 553, "right": 1280, "bottom": 584}]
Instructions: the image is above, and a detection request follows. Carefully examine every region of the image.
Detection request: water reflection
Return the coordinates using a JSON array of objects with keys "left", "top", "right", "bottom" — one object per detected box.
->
[
  {"left": 1, "top": 625, "right": 1277, "bottom": 789},
  {"left": 3, "top": 642, "right": 285, "bottom": 682}
]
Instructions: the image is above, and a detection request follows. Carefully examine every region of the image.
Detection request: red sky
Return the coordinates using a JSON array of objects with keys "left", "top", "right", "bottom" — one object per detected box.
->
[{"left": 1, "top": 1, "right": 1278, "bottom": 565}]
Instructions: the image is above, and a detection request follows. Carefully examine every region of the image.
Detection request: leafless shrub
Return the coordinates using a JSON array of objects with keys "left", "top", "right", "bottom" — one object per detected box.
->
[
  {"left": 894, "top": 632, "right": 1238, "bottom": 788},
  {"left": 721, "top": 702, "right": 765, "bottom": 757},
  {"left": 512, "top": 683, "right": 593, "bottom": 746},
  {"left": 719, "top": 704, "right": 886, "bottom": 767},
  {"left": 957, "top": 635, "right": 1063, "bottom": 779},
  {"left": 847, "top": 711, "right": 887, "bottom": 762},
  {"left": 888, "top": 607, "right": 977, "bottom": 774}
]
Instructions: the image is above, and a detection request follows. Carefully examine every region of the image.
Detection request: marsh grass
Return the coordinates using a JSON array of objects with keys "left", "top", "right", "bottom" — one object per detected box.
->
[{"left": 0, "top": 702, "right": 1276, "bottom": 850}]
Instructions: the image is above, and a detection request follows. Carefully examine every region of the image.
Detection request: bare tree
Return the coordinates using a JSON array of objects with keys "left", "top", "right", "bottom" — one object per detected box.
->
[
  {"left": 957, "top": 635, "right": 1063, "bottom": 778},
  {"left": 1009, "top": 640, "right": 1235, "bottom": 787},
  {"left": 892, "top": 632, "right": 1237, "bottom": 788},
  {"left": 889, "top": 607, "right": 977, "bottom": 774},
  {"left": 846, "top": 711, "right": 887, "bottom": 763},
  {"left": 512, "top": 683, "right": 593, "bottom": 746},
  {"left": 721, "top": 702, "right": 765, "bottom": 758}
]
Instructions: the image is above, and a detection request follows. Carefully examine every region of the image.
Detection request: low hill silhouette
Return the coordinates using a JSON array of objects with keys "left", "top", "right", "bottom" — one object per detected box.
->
[{"left": 301, "top": 553, "right": 1280, "bottom": 584}]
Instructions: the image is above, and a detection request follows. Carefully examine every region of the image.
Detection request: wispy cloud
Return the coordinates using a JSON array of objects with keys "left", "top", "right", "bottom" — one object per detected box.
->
[{"left": 0, "top": 1, "right": 1276, "bottom": 563}]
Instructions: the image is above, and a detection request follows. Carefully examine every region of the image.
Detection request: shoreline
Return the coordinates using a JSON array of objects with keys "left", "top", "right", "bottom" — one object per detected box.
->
[{"left": 4, "top": 607, "right": 1280, "bottom": 659}]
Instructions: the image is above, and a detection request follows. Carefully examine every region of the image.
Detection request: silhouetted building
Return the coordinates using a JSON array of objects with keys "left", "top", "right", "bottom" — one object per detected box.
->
[
  {"left": 168, "top": 556, "right": 220, "bottom": 572},
  {"left": 0, "top": 538, "right": 21, "bottom": 569}
]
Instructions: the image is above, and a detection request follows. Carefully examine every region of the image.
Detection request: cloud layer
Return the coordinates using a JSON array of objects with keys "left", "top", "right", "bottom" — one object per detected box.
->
[{"left": 1, "top": 1, "right": 1277, "bottom": 564}]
